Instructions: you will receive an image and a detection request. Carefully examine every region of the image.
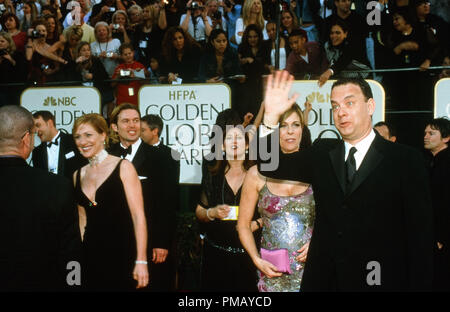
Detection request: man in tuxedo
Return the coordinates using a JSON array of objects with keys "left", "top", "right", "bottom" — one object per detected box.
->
[
  {"left": 0, "top": 105, "right": 82, "bottom": 291},
  {"left": 108, "top": 104, "right": 177, "bottom": 291},
  {"left": 32, "top": 110, "right": 86, "bottom": 179},
  {"left": 256, "top": 71, "right": 433, "bottom": 291}
]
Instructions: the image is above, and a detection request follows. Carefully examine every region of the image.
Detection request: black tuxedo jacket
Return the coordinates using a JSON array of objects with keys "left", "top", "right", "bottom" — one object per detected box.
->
[
  {"left": 0, "top": 157, "right": 82, "bottom": 291},
  {"left": 258, "top": 132, "right": 434, "bottom": 291},
  {"left": 32, "top": 132, "right": 87, "bottom": 180},
  {"left": 109, "top": 142, "right": 176, "bottom": 250},
  {"left": 155, "top": 143, "right": 180, "bottom": 208}
]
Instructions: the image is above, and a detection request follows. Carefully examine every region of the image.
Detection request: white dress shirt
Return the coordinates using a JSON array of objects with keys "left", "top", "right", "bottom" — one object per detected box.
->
[
  {"left": 344, "top": 130, "right": 376, "bottom": 170},
  {"left": 47, "top": 131, "right": 61, "bottom": 174},
  {"left": 120, "top": 138, "right": 142, "bottom": 162}
]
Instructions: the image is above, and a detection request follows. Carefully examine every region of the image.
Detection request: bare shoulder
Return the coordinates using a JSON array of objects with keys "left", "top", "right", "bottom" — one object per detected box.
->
[{"left": 246, "top": 165, "right": 265, "bottom": 189}]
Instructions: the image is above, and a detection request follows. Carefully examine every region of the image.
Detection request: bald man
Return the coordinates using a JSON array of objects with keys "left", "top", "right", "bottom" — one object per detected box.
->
[{"left": 0, "top": 106, "right": 81, "bottom": 291}]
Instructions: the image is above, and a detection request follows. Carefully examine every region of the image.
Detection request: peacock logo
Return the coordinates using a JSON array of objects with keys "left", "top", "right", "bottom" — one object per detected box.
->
[{"left": 43, "top": 96, "right": 57, "bottom": 106}]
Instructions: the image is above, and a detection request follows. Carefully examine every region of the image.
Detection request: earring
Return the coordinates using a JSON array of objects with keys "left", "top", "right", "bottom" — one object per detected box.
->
[{"left": 245, "top": 149, "right": 248, "bottom": 154}]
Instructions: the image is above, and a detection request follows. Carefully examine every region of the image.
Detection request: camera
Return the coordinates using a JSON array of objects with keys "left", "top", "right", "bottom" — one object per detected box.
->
[
  {"left": 113, "top": 24, "right": 120, "bottom": 30},
  {"left": 213, "top": 11, "right": 222, "bottom": 20},
  {"left": 41, "top": 64, "right": 50, "bottom": 70},
  {"left": 30, "top": 30, "right": 43, "bottom": 39},
  {"left": 0, "top": 49, "right": 7, "bottom": 56},
  {"left": 120, "top": 69, "right": 131, "bottom": 77},
  {"left": 109, "top": 7, "right": 116, "bottom": 12},
  {"left": 106, "top": 52, "right": 114, "bottom": 58},
  {"left": 188, "top": 1, "right": 201, "bottom": 10}
]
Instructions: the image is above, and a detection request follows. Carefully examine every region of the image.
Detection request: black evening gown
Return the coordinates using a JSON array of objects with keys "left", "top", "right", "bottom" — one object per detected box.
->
[
  {"left": 75, "top": 160, "right": 137, "bottom": 291},
  {"left": 198, "top": 168, "right": 259, "bottom": 292}
]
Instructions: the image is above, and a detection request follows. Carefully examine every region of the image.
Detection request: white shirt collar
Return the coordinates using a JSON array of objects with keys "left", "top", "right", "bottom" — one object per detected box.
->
[
  {"left": 153, "top": 140, "right": 161, "bottom": 147},
  {"left": 120, "top": 138, "right": 142, "bottom": 161},
  {"left": 49, "top": 131, "right": 61, "bottom": 143},
  {"left": 344, "top": 129, "right": 376, "bottom": 170}
]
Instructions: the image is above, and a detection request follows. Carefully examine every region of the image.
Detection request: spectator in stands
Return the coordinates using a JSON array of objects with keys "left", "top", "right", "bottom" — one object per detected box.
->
[
  {"left": 198, "top": 28, "right": 242, "bottom": 83},
  {"left": 290, "top": 0, "right": 323, "bottom": 43},
  {"left": 25, "top": 20, "right": 68, "bottom": 84},
  {"left": 266, "top": 20, "right": 286, "bottom": 71},
  {"left": 127, "top": 4, "right": 143, "bottom": 30},
  {"left": 165, "top": 0, "right": 184, "bottom": 29},
  {"left": 40, "top": 5, "right": 61, "bottom": 22},
  {"left": 44, "top": 14, "right": 62, "bottom": 46},
  {"left": 62, "top": 0, "right": 91, "bottom": 29},
  {"left": 0, "top": 31, "right": 27, "bottom": 107},
  {"left": 110, "top": 10, "right": 132, "bottom": 44},
  {"left": 90, "top": 21, "right": 121, "bottom": 77},
  {"left": 423, "top": 118, "right": 450, "bottom": 291},
  {"left": 20, "top": 1, "right": 39, "bottom": 32},
  {"left": 234, "top": 0, "right": 268, "bottom": 45},
  {"left": 180, "top": 0, "right": 212, "bottom": 47},
  {"left": 206, "top": 0, "right": 227, "bottom": 31},
  {"left": 439, "top": 55, "right": 450, "bottom": 79},
  {"left": 320, "top": 0, "right": 367, "bottom": 54},
  {"left": 0, "top": 0, "right": 15, "bottom": 16},
  {"left": 222, "top": 0, "right": 242, "bottom": 49},
  {"left": 286, "top": 28, "right": 328, "bottom": 79},
  {"left": 57, "top": 25, "right": 84, "bottom": 82},
  {"left": 160, "top": 26, "right": 201, "bottom": 83},
  {"left": 318, "top": 20, "right": 370, "bottom": 87},
  {"left": 111, "top": 42, "right": 148, "bottom": 106},
  {"left": 374, "top": 121, "right": 397, "bottom": 142},
  {"left": 414, "top": 0, "right": 449, "bottom": 61},
  {"left": 238, "top": 24, "right": 271, "bottom": 117},
  {"left": 280, "top": 8, "right": 299, "bottom": 43},
  {"left": 90, "top": 0, "right": 125, "bottom": 26},
  {"left": 385, "top": 7, "right": 438, "bottom": 110},
  {"left": 134, "top": 2, "right": 167, "bottom": 67},
  {"left": 63, "top": 8, "right": 96, "bottom": 44},
  {"left": 1, "top": 13, "right": 27, "bottom": 52},
  {"left": 75, "top": 41, "right": 114, "bottom": 115}
]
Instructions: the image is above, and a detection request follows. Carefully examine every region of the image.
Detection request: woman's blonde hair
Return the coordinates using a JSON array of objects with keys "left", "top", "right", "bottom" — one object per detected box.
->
[
  {"left": 65, "top": 25, "right": 84, "bottom": 42},
  {"left": 0, "top": 31, "right": 16, "bottom": 54},
  {"left": 94, "top": 21, "right": 111, "bottom": 41},
  {"left": 112, "top": 10, "right": 130, "bottom": 27},
  {"left": 242, "top": 0, "right": 265, "bottom": 30},
  {"left": 73, "top": 113, "right": 109, "bottom": 147}
]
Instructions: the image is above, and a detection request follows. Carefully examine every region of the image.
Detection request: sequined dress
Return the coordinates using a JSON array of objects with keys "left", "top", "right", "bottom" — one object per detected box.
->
[{"left": 257, "top": 183, "right": 315, "bottom": 292}]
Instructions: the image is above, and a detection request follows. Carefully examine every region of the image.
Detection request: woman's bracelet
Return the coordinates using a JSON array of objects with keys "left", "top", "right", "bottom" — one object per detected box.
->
[
  {"left": 135, "top": 260, "right": 148, "bottom": 265},
  {"left": 262, "top": 121, "right": 279, "bottom": 130},
  {"left": 206, "top": 208, "right": 215, "bottom": 221}
]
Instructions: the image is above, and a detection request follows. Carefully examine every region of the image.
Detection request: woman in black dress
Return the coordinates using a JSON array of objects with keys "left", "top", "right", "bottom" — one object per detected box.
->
[
  {"left": 196, "top": 110, "right": 260, "bottom": 292},
  {"left": 72, "top": 114, "right": 148, "bottom": 291},
  {"left": 238, "top": 24, "right": 271, "bottom": 117}
]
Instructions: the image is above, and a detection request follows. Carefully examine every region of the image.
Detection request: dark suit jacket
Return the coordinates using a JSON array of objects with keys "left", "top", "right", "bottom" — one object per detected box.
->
[
  {"left": 0, "top": 157, "right": 82, "bottom": 291},
  {"left": 32, "top": 132, "right": 87, "bottom": 180},
  {"left": 109, "top": 141, "right": 176, "bottom": 251},
  {"left": 258, "top": 132, "right": 434, "bottom": 291}
]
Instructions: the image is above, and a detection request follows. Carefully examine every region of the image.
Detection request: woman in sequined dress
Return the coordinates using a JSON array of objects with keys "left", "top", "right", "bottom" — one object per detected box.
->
[{"left": 238, "top": 104, "right": 315, "bottom": 292}]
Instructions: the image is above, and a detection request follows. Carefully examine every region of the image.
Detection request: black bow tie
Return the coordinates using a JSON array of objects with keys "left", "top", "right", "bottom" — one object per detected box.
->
[
  {"left": 47, "top": 134, "right": 60, "bottom": 148},
  {"left": 121, "top": 145, "right": 132, "bottom": 158}
]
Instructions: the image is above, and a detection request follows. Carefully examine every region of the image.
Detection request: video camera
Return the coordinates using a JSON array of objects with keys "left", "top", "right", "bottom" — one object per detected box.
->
[
  {"left": 187, "top": 1, "right": 202, "bottom": 10},
  {"left": 213, "top": 11, "right": 222, "bottom": 20},
  {"left": 30, "top": 30, "right": 44, "bottom": 39}
]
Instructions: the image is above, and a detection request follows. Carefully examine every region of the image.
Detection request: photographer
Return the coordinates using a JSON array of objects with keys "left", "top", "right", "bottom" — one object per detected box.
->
[
  {"left": 90, "top": 0, "right": 126, "bottom": 26},
  {"left": 111, "top": 42, "right": 148, "bottom": 106},
  {"left": 0, "top": 31, "right": 26, "bottom": 107},
  {"left": 110, "top": 10, "right": 131, "bottom": 44},
  {"left": 19, "top": 1, "right": 39, "bottom": 32},
  {"left": 206, "top": 0, "right": 226, "bottom": 31},
  {"left": 25, "top": 20, "right": 68, "bottom": 84},
  {"left": 90, "top": 21, "right": 120, "bottom": 77},
  {"left": 0, "top": 0, "right": 15, "bottom": 16},
  {"left": 180, "top": 0, "right": 212, "bottom": 46}
]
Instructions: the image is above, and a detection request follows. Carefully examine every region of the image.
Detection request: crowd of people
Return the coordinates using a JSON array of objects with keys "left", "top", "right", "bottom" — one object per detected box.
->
[{"left": 0, "top": 0, "right": 449, "bottom": 113}]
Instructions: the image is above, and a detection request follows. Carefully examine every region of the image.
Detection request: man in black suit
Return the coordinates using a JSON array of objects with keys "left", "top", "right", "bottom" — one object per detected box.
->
[
  {"left": 256, "top": 71, "right": 433, "bottom": 291},
  {"left": 108, "top": 104, "right": 177, "bottom": 291},
  {"left": 32, "top": 110, "right": 86, "bottom": 179},
  {"left": 0, "top": 105, "right": 82, "bottom": 291}
]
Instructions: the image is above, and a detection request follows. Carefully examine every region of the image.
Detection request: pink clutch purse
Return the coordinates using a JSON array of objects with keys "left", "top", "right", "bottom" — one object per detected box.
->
[{"left": 260, "top": 248, "right": 292, "bottom": 274}]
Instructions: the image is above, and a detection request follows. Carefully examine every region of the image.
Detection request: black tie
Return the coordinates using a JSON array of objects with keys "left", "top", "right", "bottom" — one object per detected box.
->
[
  {"left": 346, "top": 147, "right": 357, "bottom": 186},
  {"left": 47, "top": 133, "right": 60, "bottom": 147},
  {"left": 121, "top": 145, "right": 132, "bottom": 158}
]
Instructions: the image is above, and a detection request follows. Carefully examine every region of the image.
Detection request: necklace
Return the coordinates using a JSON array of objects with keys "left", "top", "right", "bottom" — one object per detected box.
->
[{"left": 88, "top": 149, "right": 108, "bottom": 167}]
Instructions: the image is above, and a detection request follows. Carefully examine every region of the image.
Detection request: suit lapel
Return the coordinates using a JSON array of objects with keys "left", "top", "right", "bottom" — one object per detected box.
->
[
  {"left": 347, "top": 136, "right": 384, "bottom": 196},
  {"left": 329, "top": 141, "right": 346, "bottom": 194},
  {"left": 57, "top": 133, "right": 67, "bottom": 175},
  {"left": 132, "top": 144, "right": 146, "bottom": 172}
]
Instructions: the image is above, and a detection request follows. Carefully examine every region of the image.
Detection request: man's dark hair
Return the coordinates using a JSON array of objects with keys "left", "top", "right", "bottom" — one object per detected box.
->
[
  {"left": 374, "top": 121, "right": 397, "bottom": 138},
  {"left": 427, "top": 117, "right": 450, "bottom": 139},
  {"left": 33, "top": 110, "right": 56, "bottom": 126},
  {"left": 289, "top": 28, "right": 308, "bottom": 40},
  {"left": 331, "top": 77, "right": 373, "bottom": 101},
  {"left": 141, "top": 114, "right": 163, "bottom": 137}
]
